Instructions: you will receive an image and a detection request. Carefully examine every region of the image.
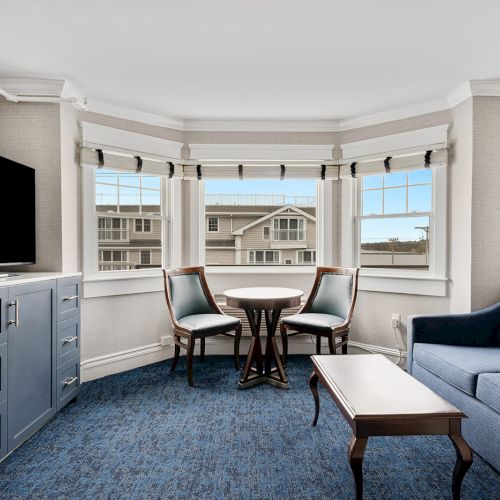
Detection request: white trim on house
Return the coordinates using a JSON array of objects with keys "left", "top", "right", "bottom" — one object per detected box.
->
[{"left": 232, "top": 205, "right": 316, "bottom": 236}]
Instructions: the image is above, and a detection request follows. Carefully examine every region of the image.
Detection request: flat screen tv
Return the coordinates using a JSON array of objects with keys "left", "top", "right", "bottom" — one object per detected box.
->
[{"left": 0, "top": 156, "right": 36, "bottom": 266}]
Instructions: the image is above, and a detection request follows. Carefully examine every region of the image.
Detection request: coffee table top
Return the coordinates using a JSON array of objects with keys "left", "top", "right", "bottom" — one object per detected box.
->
[
  {"left": 223, "top": 287, "right": 303, "bottom": 310},
  {"left": 311, "top": 354, "right": 464, "bottom": 420}
]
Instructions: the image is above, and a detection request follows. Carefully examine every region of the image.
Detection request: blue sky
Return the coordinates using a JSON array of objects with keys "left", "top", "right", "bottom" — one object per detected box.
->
[{"left": 205, "top": 179, "right": 317, "bottom": 196}]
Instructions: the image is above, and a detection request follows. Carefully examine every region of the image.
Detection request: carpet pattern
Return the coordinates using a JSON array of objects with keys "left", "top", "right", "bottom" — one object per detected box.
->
[{"left": 0, "top": 355, "right": 499, "bottom": 499}]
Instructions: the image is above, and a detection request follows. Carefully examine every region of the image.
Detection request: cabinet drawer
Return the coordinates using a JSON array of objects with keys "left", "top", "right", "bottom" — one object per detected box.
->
[
  {"left": 57, "top": 356, "right": 80, "bottom": 411},
  {"left": 0, "top": 400, "right": 6, "bottom": 461},
  {"left": 0, "top": 343, "right": 6, "bottom": 403},
  {"left": 57, "top": 277, "right": 80, "bottom": 323},
  {"left": 57, "top": 317, "right": 80, "bottom": 367}
]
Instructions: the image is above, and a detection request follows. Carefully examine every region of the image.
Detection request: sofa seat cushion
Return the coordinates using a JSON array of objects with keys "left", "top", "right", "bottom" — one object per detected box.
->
[
  {"left": 476, "top": 373, "right": 500, "bottom": 414},
  {"left": 282, "top": 313, "right": 345, "bottom": 332},
  {"left": 178, "top": 314, "right": 240, "bottom": 334},
  {"left": 413, "top": 344, "right": 500, "bottom": 396}
]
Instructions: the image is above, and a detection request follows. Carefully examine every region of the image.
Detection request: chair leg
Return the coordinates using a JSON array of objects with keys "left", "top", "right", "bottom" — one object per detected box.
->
[
  {"left": 342, "top": 335, "right": 348, "bottom": 355},
  {"left": 316, "top": 335, "right": 321, "bottom": 355},
  {"left": 328, "top": 335, "right": 336, "bottom": 355},
  {"left": 171, "top": 336, "right": 180, "bottom": 372},
  {"left": 187, "top": 337, "right": 195, "bottom": 387},
  {"left": 234, "top": 324, "right": 242, "bottom": 370},
  {"left": 200, "top": 337, "right": 205, "bottom": 362},
  {"left": 280, "top": 323, "right": 288, "bottom": 367}
]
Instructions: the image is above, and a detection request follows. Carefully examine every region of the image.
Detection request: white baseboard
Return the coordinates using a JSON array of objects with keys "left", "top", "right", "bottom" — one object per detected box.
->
[
  {"left": 81, "top": 343, "right": 173, "bottom": 382},
  {"left": 80, "top": 337, "right": 406, "bottom": 382}
]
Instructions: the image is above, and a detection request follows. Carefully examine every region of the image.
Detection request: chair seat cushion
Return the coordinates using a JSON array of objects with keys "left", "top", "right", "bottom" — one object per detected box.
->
[
  {"left": 178, "top": 314, "right": 240, "bottom": 334},
  {"left": 413, "top": 343, "right": 500, "bottom": 396},
  {"left": 476, "top": 373, "right": 500, "bottom": 414},
  {"left": 282, "top": 313, "right": 345, "bottom": 332}
]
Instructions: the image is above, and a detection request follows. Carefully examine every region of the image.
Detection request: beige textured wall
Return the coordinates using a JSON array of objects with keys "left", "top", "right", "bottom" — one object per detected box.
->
[
  {"left": 471, "top": 97, "right": 500, "bottom": 309},
  {"left": 0, "top": 101, "right": 63, "bottom": 271}
]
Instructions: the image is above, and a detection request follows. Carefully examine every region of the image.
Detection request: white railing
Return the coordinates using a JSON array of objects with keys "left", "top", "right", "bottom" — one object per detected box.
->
[{"left": 206, "top": 193, "right": 316, "bottom": 207}]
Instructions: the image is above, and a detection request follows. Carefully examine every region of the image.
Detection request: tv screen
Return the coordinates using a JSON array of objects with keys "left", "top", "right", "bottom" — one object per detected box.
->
[{"left": 0, "top": 156, "right": 36, "bottom": 266}]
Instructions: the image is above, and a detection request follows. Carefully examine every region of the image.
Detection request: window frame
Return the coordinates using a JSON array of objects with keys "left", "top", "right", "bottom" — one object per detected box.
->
[
  {"left": 140, "top": 249, "right": 152, "bottom": 265},
  {"left": 341, "top": 165, "right": 447, "bottom": 296},
  {"left": 248, "top": 249, "right": 281, "bottom": 265},
  {"left": 135, "top": 218, "right": 152, "bottom": 233},
  {"left": 271, "top": 217, "right": 306, "bottom": 241},
  {"left": 297, "top": 249, "right": 316, "bottom": 265},
  {"left": 207, "top": 216, "right": 219, "bottom": 233}
]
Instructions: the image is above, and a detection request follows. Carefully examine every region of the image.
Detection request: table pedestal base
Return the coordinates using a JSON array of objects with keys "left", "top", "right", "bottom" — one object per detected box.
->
[{"left": 238, "top": 308, "right": 289, "bottom": 390}]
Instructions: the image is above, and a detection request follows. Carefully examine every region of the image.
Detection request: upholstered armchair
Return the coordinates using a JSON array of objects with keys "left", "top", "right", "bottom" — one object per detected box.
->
[
  {"left": 280, "top": 266, "right": 359, "bottom": 365},
  {"left": 163, "top": 267, "right": 242, "bottom": 386}
]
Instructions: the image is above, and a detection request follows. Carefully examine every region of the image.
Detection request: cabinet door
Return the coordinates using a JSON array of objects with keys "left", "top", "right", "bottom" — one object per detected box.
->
[
  {"left": 0, "top": 287, "right": 7, "bottom": 346},
  {"left": 7, "top": 281, "right": 56, "bottom": 452}
]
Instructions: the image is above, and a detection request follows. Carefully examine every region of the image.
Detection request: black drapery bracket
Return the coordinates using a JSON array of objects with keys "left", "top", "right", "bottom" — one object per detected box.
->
[
  {"left": 135, "top": 156, "right": 143, "bottom": 173},
  {"left": 384, "top": 156, "right": 392, "bottom": 174},
  {"left": 350, "top": 162, "right": 357, "bottom": 178},
  {"left": 424, "top": 150, "right": 432, "bottom": 168},
  {"left": 238, "top": 164, "right": 243, "bottom": 180},
  {"left": 280, "top": 164, "right": 285, "bottom": 180},
  {"left": 321, "top": 164, "right": 326, "bottom": 180},
  {"left": 168, "top": 162, "right": 175, "bottom": 178},
  {"left": 96, "top": 148, "right": 104, "bottom": 168},
  {"left": 197, "top": 164, "right": 202, "bottom": 180}
]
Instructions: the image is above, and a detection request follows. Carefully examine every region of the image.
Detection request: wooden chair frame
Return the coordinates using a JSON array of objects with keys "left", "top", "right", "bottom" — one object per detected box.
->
[
  {"left": 280, "top": 266, "right": 359, "bottom": 365},
  {"left": 163, "top": 266, "right": 242, "bottom": 386}
]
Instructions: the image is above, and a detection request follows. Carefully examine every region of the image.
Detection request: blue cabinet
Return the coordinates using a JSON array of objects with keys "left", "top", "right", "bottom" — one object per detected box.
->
[{"left": 0, "top": 275, "right": 80, "bottom": 462}]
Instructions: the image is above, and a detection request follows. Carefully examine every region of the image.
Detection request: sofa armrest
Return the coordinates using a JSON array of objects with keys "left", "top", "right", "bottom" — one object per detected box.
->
[{"left": 407, "top": 302, "right": 500, "bottom": 374}]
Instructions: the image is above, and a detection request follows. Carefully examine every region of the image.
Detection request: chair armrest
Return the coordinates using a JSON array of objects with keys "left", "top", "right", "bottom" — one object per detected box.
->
[{"left": 407, "top": 303, "right": 500, "bottom": 374}]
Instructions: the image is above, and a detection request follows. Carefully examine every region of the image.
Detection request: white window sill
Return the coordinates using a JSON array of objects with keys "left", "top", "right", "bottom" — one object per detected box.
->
[
  {"left": 205, "top": 266, "right": 317, "bottom": 274},
  {"left": 359, "top": 273, "right": 448, "bottom": 296},
  {"left": 82, "top": 272, "right": 164, "bottom": 298}
]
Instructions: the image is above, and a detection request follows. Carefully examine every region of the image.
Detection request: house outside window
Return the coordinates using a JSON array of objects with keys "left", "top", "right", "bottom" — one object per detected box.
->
[
  {"left": 94, "top": 168, "right": 165, "bottom": 273},
  {"left": 207, "top": 217, "right": 219, "bottom": 232},
  {"left": 357, "top": 169, "right": 432, "bottom": 270},
  {"left": 297, "top": 250, "right": 316, "bottom": 264},
  {"left": 272, "top": 217, "right": 305, "bottom": 241}
]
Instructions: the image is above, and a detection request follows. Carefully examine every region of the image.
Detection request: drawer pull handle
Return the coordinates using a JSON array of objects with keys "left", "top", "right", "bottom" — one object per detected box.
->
[
  {"left": 7, "top": 300, "right": 19, "bottom": 327},
  {"left": 63, "top": 336, "right": 78, "bottom": 344},
  {"left": 63, "top": 295, "right": 79, "bottom": 302},
  {"left": 63, "top": 376, "right": 78, "bottom": 387}
]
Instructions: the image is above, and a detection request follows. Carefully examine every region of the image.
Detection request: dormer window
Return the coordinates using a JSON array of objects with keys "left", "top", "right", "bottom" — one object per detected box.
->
[{"left": 272, "top": 217, "right": 305, "bottom": 241}]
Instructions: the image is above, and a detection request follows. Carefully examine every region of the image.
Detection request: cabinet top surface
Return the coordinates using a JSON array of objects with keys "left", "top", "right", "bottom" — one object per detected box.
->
[{"left": 0, "top": 272, "right": 81, "bottom": 287}]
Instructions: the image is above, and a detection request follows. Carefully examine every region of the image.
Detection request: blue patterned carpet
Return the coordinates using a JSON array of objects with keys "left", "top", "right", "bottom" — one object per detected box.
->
[{"left": 0, "top": 355, "right": 499, "bottom": 499}]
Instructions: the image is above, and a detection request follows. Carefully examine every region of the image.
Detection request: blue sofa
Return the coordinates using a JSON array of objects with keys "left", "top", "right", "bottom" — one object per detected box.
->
[{"left": 407, "top": 303, "right": 500, "bottom": 472}]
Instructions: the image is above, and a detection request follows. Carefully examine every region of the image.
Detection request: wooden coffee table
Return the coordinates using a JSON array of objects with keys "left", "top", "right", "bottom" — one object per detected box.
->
[
  {"left": 224, "top": 287, "right": 303, "bottom": 389},
  {"left": 309, "top": 354, "right": 472, "bottom": 500}
]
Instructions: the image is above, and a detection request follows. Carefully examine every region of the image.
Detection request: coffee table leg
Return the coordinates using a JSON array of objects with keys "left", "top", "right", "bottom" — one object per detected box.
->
[
  {"left": 449, "top": 420, "right": 473, "bottom": 500},
  {"left": 309, "top": 370, "right": 320, "bottom": 426},
  {"left": 348, "top": 435, "right": 368, "bottom": 500},
  {"left": 239, "top": 309, "right": 263, "bottom": 386}
]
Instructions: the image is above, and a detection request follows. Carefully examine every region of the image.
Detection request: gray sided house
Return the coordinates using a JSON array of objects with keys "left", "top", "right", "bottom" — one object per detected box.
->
[{"left": 206, "top": 204, "right": 316, "bottom": 265}]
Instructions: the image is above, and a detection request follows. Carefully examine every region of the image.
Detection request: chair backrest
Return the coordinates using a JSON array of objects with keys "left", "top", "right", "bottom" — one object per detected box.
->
[
  {"left": 306, "top": 267, "right": 359, "bottom": 321},
  {"left": 163, "top": 267, "right": 217, "bottom": 322}
]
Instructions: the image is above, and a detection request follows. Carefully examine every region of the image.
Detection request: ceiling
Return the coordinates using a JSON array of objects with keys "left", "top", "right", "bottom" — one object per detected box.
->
[{"left": 1, "top": 0, "right": 500, "bottom": 121}]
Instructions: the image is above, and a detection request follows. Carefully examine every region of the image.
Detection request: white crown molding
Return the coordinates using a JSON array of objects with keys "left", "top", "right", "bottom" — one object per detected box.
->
[
  {"left": 81, "top": 121, "right": 184, "bottom": 159},
  {"left": 188, "top": 143, "right": 335, "bottom": 160},
  {"left": 0, "top": 77, "right": 66, "bottom": 96},
  {"left": 183, "top": 119, "right": 340, "bottom": 132},
  {"left": 446, "top": 79, "right": 500, "bottom": 108},
  {"left": 341, "top": 124, "right": 448, "bottom": 161},
  {"left": 86, "top": 98, "right": 184, "bottom": 130}
]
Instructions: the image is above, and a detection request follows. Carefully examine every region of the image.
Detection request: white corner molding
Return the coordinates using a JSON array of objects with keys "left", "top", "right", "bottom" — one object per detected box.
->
[
  {"left": 0, "top": 77, "right": 66, "bottom": 96},
  {"left": 80, "top": 121, "right": 184, "bottom": 159},
  {"left": 183, "top": 119, "right": 340, "bottom": 132},
  {"left": 341, "top": 125, "right": 449, "bottom": 162},
  {"left": 446, "top": 80, "right": 500, "bottom": 108},
  {"left": 81, "top": 342, "right": 173, "bottom": 382},
  {"left": 188, "top": 143, "right": 335, "bottom": 161}
]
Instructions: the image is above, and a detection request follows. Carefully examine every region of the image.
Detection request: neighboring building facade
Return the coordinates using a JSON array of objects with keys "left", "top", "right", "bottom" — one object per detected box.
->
[
  {"left": 205, "top": 201, "right": 317, "bottom": 266},
  {"left": 97, "top": 205, "right": 162, "bottom": 271}
]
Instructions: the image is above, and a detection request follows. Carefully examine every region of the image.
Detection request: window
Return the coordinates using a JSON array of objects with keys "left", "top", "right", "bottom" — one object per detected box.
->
[
  {"left": 94, "top": 168, "right": 165, "bottom": 273},
  {"left": 357, "top": 169, "right": 432, "bottom": 270},
  {"left": 99, "top": 250, "right": 130, "bottom": 271},
  {"left": 272, "top": 218, "right": 305, "bottom": 241},
  {"left": 248, "top": 250, "right": 280, "bottom": 264},
  {"left": 135, "top": 218, "right": 152, "bottom": 232},
  {"left": 204, "top": 179, "right": 317, "bottom": 266},
  {"left": 140, "top": 250, "right": 151, "bottom": 265},
  {"left": 297, "top": 250, "right": 316, "bottom": 264},
  {"left": 207, "top": 217, "right": 219, "bottom": 232}
]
